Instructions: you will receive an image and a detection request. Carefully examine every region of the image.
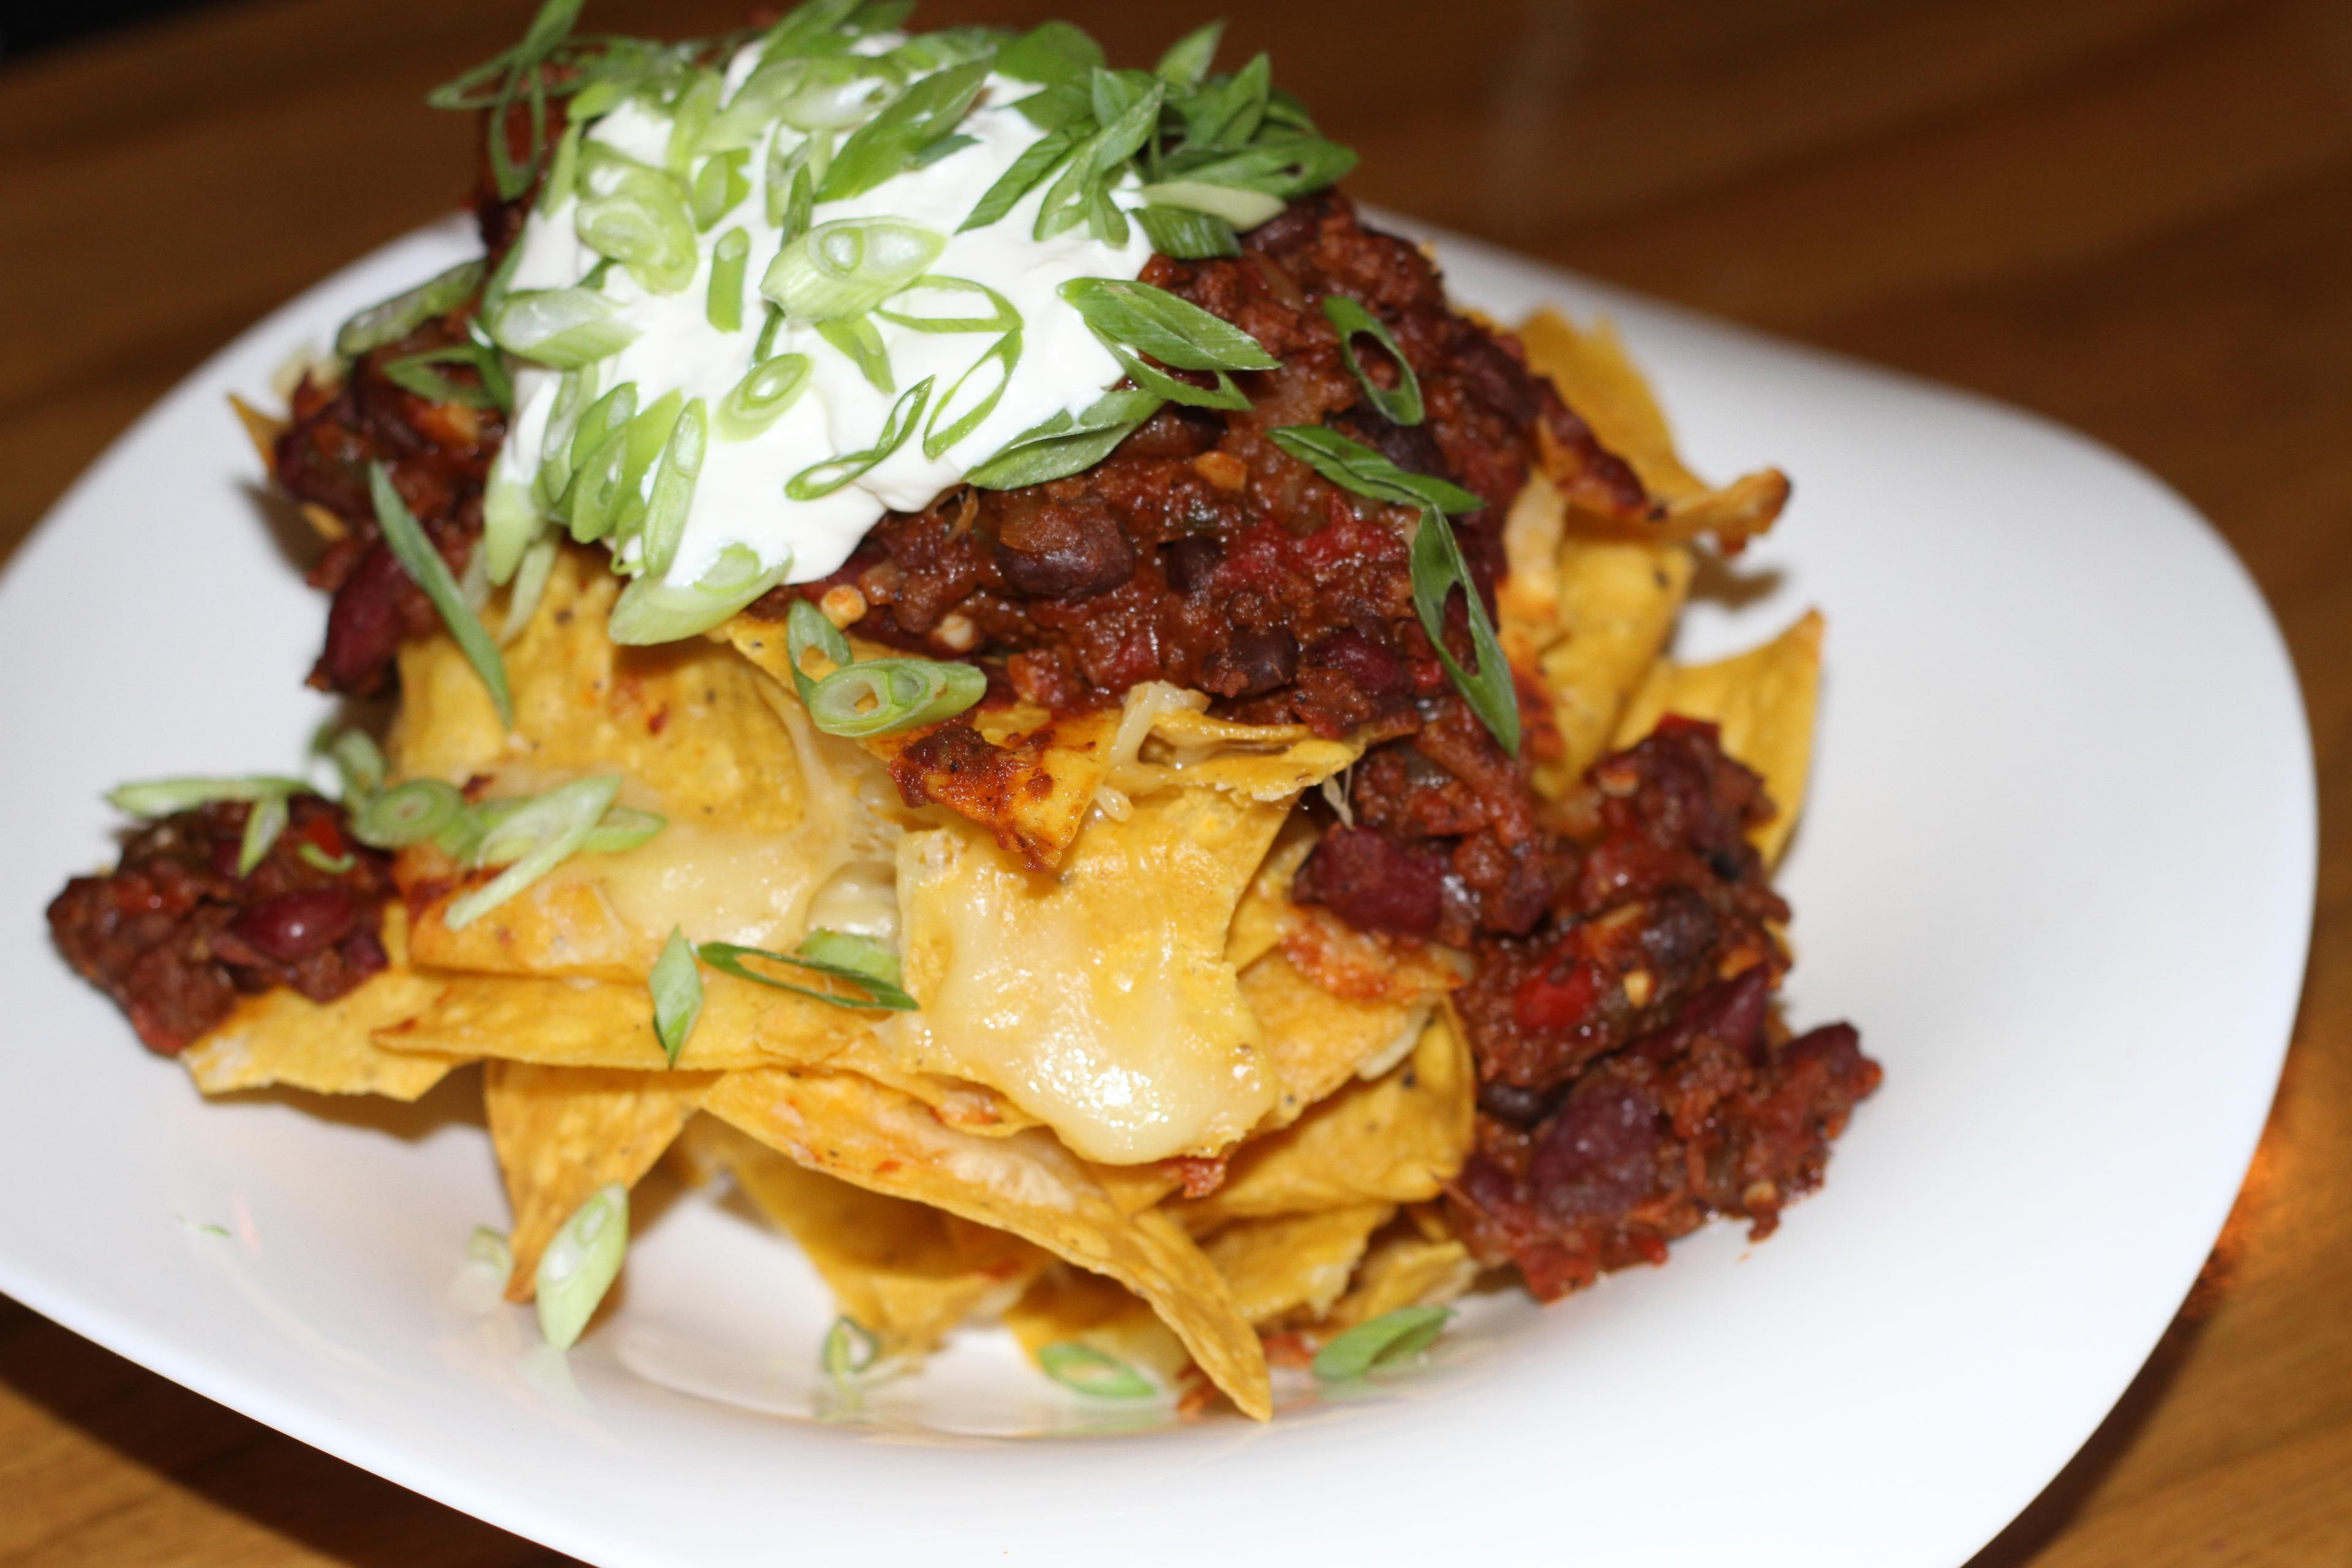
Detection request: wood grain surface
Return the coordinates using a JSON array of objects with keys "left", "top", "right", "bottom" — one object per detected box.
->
[{"left": 2, "top": 1, "right": 2347, "bottom": 1562}]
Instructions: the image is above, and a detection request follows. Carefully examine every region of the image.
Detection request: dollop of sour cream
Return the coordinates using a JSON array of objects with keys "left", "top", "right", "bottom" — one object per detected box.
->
[{"left": 496, "top": 50, "right": 1153, "bottom": 593}]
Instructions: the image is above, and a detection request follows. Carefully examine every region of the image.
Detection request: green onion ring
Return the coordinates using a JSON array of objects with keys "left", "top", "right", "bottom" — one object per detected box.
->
[
  {"left": 236, "top": 792, "right": 290, "bottom": 876},
  {"left": 351, "top": 778, "right": 466, "bottom": 849},
  {"left": 649, "top": 927, "right": 704, "bottom": 1066},
  {"left": 1310, "top": 1304, "right": 1454, "bottom": 1380},
  {"left": 1037, "top": 1343, "right": 1156, "bottom": 1398},
  {"left": 783, "top": 597, "right": 851, "bottom": 702},
  {"left": 535, "top": 1182, "right": 628, "bottom": 1351},
  {"left": 804, "top": 656, "right": 984, "bottom": 739}
]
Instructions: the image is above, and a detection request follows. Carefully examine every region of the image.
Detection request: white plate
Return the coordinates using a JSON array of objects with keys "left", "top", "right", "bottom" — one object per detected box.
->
[{"left": 0, "top": 213, "right": 2312, "bottom": 1567}]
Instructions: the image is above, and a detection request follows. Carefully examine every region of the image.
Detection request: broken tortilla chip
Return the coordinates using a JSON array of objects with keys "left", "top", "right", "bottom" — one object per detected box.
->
[
  {"left": 1003, "top": 1265, "right": 1194, "bottom": 1390},
  {"left": 1242, "top": 948, "right": 1441, "bottom": 1130},
  {"left": 1530, "top": 536, "right": 1695, "bottom": 797},
  {"left": 1612, "top": 609, "right": 1823, "bottom": 865},
  {"left": 1182, "top": 1009, "right": 1475, "bottom": 1228},
  {"left": 486, "top": 1060, "right": 713, "bottom": 1301},
  {"left": 1317, "top": 1230, "right": 1482, "bottom": 1333},
  {"left": 688, "top": 1118, "right": 1046, "bottom": 1355},
  {"left": 703, "top": 1065, "right": 1271, "bottom": 1420},
  {"left": 1203, "top": 1203, "right": 1394, "bottom": 1327}
]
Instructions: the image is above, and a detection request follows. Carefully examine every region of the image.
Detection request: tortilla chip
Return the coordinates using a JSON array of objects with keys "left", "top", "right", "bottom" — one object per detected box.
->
[
  {"left": 1242, "top": 949, "right": 1440, "bottom": 1130},
  {"left": 1180, "top": 1009, "right": 1475, "bottom": 1228},
  {"left": 1226, "top": 812, "right": 1317, "bottom": 972},
  {"left": 703, "top": 1065, "right": 1271, "bottom": 1420},
  {"left": 1318, "top": 1231, "right": 1482, "bottom": 1333},
  {"left": 895, "top": 784, "right": 1292, "bottom": 1164},
  {"left": 1203, "top": 1203, "right": 1394, "bottom": 1327},
  {"left": 1530, "top": 538, "right": 1695, "bottom": 797},
  {"left": 687, "top": 1118, "right": 1046, "bottom": 1355},
  {"left": 1612, "top": 609, "right": 1823, "bottom": 865},
  {"left": 1003, "top": 1266, "right": 1194, "bottom": 1389},
  {"left": 227, "top": 394, "right": 285, "bottom": 468},
  {"left": 486, "top": 1061, "right": 713, "bottom": 1301},
  {"left": 181, "top": 908, "right": 456, "bottom": 1099},
  {"left": 1518, "top": 307, "right": 1788, "bottom": 549},
  {"left": 1276, "top": 905, "right": 1464, "bottom": 1006}
]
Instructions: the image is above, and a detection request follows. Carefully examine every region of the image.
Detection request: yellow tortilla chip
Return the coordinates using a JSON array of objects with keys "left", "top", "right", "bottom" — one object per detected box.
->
[
  {"left": 687, "top": 1118, "right": 1046, "bottom": 1355},
  {"left": 1318, "top": 1231, "right": 1482, "bottom": 1333},
  {"left": 1612, "top": 609, "right": 1823, "bottom": 865},
  {"left": 227, "top": 394, "right": 285, "bottom": 468},
  {"left": 1182, "top": 1009, "right": 1475, "bottom": 1227},
  {"left": 1518, "top": 307, "right": 1789, "bottom": 549},
  {"left": 486, "top": 1061, "right": 713, "bottom": 1300},
  {"left": 1226, "top": 812, "right": 1317, "bottom": 972},
  {"left": 895, "top": 783, "right": 1293, "bottom": 1164},
  {"left": 1531, "top": 537, "right": 1695, "bottom": 796},
  {"left": 703, "top": 1066, "right": 1271, "bottom": 1420},
  {"left": 1242, "top": 949, "right": 1440, "bottom": 1129},
  {"left": 1203, "top": 1203, "right": 1394, "bottom": 1327},
  {"left": 180, "top": 907, "right": 456, "bottom": 1100},
  {"left": 1003, "top": 1267, "right": 1194, "bottom": 1390}
]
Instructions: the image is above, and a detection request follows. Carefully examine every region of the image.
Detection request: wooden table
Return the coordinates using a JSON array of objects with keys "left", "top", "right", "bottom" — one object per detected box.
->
[{"left": 2, "top": 0, "right": 2345, "bottom": 1561}]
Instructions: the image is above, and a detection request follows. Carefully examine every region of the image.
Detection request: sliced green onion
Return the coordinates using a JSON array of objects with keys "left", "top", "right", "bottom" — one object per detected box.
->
[
  {"left": 766, "top": 129, "right": 825, "bottom": 239},
  {"left": 1160, "top": 134, "right": 1358, "bottom": 199},
  {"left": 607, "top": 543, "right": 792, "bottom": 646},
  {"left": 575, "top": 146, "right": 699, "bottom": 295},
  {"left": 322, "top": 729, "right": 386, "bottom": 803},
  {"left": 297, "top": 841, "right": 357, "bottom": 875},
  {"left": 481, "top": 442, "right": 542, "bottom": 586},
  {"left": 535, "top": 1181, "right": 628, "bottom": 1351},
  {"left": 815, "top": 315, "right": 894, "bottom": 393},
  {"left": 1154, "top": 20, "right": 1223, "bottom": 88},
  {"left": 382, "top": 342, "right": 513, "bottom": 412},
  {"left": 715, "top": 352, "right": 812, "bottom": 443},
  {"left": 107, "top": 775, "right": 308, "bottom": 817},
  {"left": 665, "top": 69, "right": 725, "bottom": 179},
  {"left": 1324, "top": 296, "right": 1424, "bottom": 426},
  {"left": 1311, "top": 1304, "right": 1453, "bottom": 1380},
  {"left": 1095, "top": 331, "right": 1250, "bottom": 412},
  {"left": 1033, "top": 75, "right": 1164, "bottom": 244},
  {"left": 484, "top": 287, "right": 639, "bottom": 369},
  {"left": 369, "top": 463, "right": 513, "bottom": 728},
  {"left": 995, "top": 20, "right": 1104, "bottom": 86},
  {"left": 923, "top": 331, "right": 1020, "bottom": 458},
  {"left": 639, "top": 397, "right": 707, "bottom": 578},
  {"left": 466, "top": 1225, "right": 513, "bottom": 1275},
  {"left": 752, "top": 303, "right": 786, "bottom": 363},
  {"left": 873, "top": 274, "right": 1020, "bottom": 334},
  {"left": 649, "top": 926, "right": 703, "bottom": 1066},
  {"left": 957, "top": 126, "right": 1075, "bottom": 232},
  {"left": 794, "top": 929, "right": 904, "bottom": 989},
  {"left": 1411, "top": 507, "right": 1521, "bottom": 757},
  {"left": 784, "top": 375, "right": 930, "bottom": 500},
  {"left": 761, "top": 217, "right": 946, "bottom": 322},
  {"left": 351, "top": 778, "right": 466, "bottom": 849},
  {"left": 1037, "top": 1342, "right": 1155, "bottom": 1398},
  {"left": 581, "top": 804, "right": 668, "bottom": 855},
  {"left": 531, "top": 364, "right": 599, "bottom": 513},
  {"left": 561, "top": 427, "right": 632, "bottom": 543},
  {"left": 1175, "top": 51, "right": 1270, "bottom": 149},
  {"left": 236, "top": 791, "right": 289, "bottom": 876},
  {"left": 448, "top": 774, "right": 620, "bottom": 929},
  {"left": 334, "top": 259, "right": 484, "bottom": 358},
  {"left": 706, "top": 227, "right": 750, "bottom": 333},
  {"left": 1265, "top": 426, "right": 1482, "bottom": 514},
  {"left": 690, "top": 149, "right": 753, "bottom": 230},
  {"left": 1057, "top": 277, "right": 1278, "bottom": 372},
  {"left": 1133, "top": 204, "right": 1239, "bottom": 260},
  {"left": 909, "top": 132, "right": 979, "bottom": 170},
  {"left": 821, "top": 1316, "right": 880, "bottom": 1385},
  {"left": 541, "top": 121, "right": 583, "bottom": 211},
  {"left": 964, "top": 388, "right": 1161, "bottom": 490},
  {"left": 818, "top": 59, "right": 990, "bottom": 201},
  {"left": 785, "top": 597, "right": 851, "bottom": 702},
  {"left": 805, "top": 657, "right": 984, "bottom": 739},
  {"left": 560, "top": 382, "right": 638, "bottom": 527},
  {"left": 696, "top": 933, "right": 918, "bottom": 1012},
  {"left": 500, "top": 534, "right": 560, "bottom": 644},
  {"left": 605, "top": 388, "right": 684, "bottom": 546},
  {"left": 1137, "top": 179, "right": 1284, "bottom": 230},
  {"left": 458, "top": 537, "right": 495, "bottom": 612}
]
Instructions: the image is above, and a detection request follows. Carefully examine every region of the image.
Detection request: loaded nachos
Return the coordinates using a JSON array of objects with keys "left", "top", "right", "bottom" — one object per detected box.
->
[{"left": 47, "top": 1, "right": 1879, "bottom": 1421}]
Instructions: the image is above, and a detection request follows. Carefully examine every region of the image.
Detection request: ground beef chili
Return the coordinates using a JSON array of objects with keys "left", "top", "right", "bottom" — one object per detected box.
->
[{"left": 47, "top": 797, "right": 393, "bottom": 1055}]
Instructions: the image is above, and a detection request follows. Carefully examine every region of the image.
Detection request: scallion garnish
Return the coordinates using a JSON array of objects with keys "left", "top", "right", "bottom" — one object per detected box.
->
[
  {"left": 484, "top": 287, "right": 639, "bottom": 370},
  {"left": 784, "top": 597, "right": 851, "bottom": 701},
  {"left": 236, "top": 791, "right": 289, "bottom": 876},
  {"left": 1264, "top": 426, "right": 1482, "bottom": 513},
  {"left": 706, "top": 227, "right": 750, "bottom": 333},
  {"left": 638, "top": 397, "right": 708, "bottom": 579},
  {"left": 382, "top": 341, "right": 513, "bottom": 412},
  {"left": 1310, "top": 1305, "right": 1454, "bottom": 1380},
  {"left": 691, "top": 149, "right": 752, "bottom": 230},
  {"left": 333, "top": 259, "right": 485, "bottom": 359},
  {"left": 1132, "top": 204, "right": 1239, "bottom": 260},
  {"left": 446, "top": 774, "right": 620, "bottom": 930},
  {"left": 649, "top": 927, "right": 703, "bottom": 1065},
  {"left": 466, "top": 1225, "right": 513, "bottom": 1275},
  {"left": 821, "top": 1316, "right": 880, "bottom": 1385},
  {"left": 1323, "top": 296, "right": 1424, "bottom": 426},
  {"left": 500, "top": 534, "right": 560, "bottom": 644},
  {"left": 815, "top": 315, "right": 895, "bottom": 393},
  {"left": 1037, "top": 1342, "right": 1155, "bottom": 1399},
  {"left": 923, "top": 330, "right": 1020, "bottom": 458},
  {"left": 994, "top": 20, "right": 1102, "bottom": 86},
  {"left": 296, "top": 842, "right": 357, "bottom": 876},
  {"left": 818, "top": 59, "right": 992, "bottom": 201},
  {"left": 350, "top": 778, "right": 466, "bottom": 849},
  {"left": 322, "top": 729, "right": 386, "bottom": 803},
  {"left": 806, "top": 656, "right": 985, "bottom": 739},
  {"left": 716, "top": 352, "right": 813, "bottom": 443},
  {"left": 965, "top": 388, "right": 1162, "bottom": 490},
  {"left": 697, "top": 931, "right": 917, "bottom": 1011},
  {"left": 1137, "top": 178, "right": 1283, "bottom": 230},
  {"left": 106, "top": 776, "right": 308, "bottom": 817},
  {"left": 535, "top": 1181, "right": 628, "bottom": 1351},
  {"left": 873, "top": 274, "right": 1020, "bottom": 334},
  {"left": 957, "top": 126, "right": 1077, "bottom": 233},
  {"left": 1058, "top": 277, "right": 1278, "bottom": 373},
  {"left": 785, "top": 375, "right": 932, "bottom": 500},
  {"left": 575, "top": 145, "right": 700, "bottom": 295},
  {"left": 1410, "top": 507, "right": 1520, "bottom": 756},
  {"left": 607, "top": 543, "right": 793, "bottom": 646},
  {"left": 369, "top": 463, "right": 513, "bottom": 729},
  {"left": 762, "top": 217, "right": 948, "bottom": 323}
]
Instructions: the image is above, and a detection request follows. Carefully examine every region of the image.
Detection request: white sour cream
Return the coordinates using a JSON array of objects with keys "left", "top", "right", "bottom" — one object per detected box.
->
[{"left": 499, "top": 58, "right": 1153, "bottom": 592}]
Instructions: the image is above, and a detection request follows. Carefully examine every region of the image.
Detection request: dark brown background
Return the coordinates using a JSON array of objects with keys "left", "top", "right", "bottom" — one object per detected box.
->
[{"left": 2, "top": 1, "right": 2348, "bottom": 1562}]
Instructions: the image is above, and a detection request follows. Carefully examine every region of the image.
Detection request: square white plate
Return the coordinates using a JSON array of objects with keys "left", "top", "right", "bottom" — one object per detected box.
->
[{"left": 0, "top": 213, "right": 2313, "bottom": 1567}]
